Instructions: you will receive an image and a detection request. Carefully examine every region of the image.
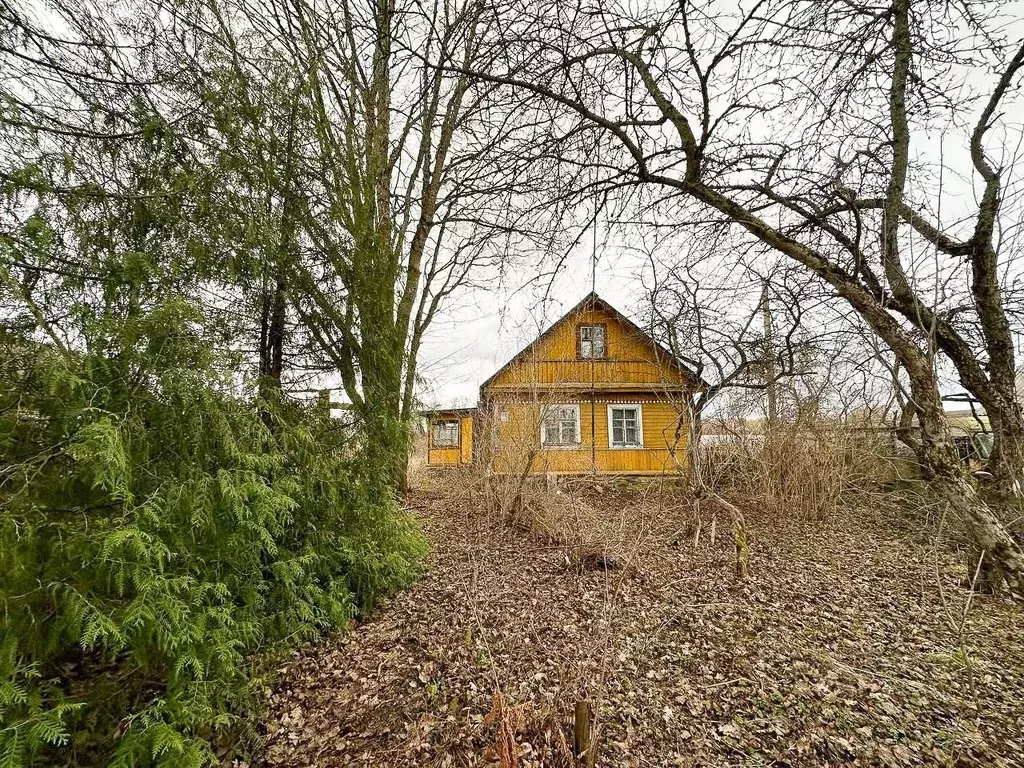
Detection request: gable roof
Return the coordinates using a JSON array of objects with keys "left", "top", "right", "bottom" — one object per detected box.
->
[{"left": 479, "top": 291, "right": 702, "bottom": 392}]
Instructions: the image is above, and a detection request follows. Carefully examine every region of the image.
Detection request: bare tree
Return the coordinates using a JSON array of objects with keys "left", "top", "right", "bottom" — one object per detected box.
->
[
  {"left": 192, "top": 0, "right": 543, "bottom": 486},
  {"left": 468, "top": 0, "right": 1024, "bottom": 590},
  {"left": 644, "top": 252, "right": 814, "bottom": 479},
  {"left": 2, "top": 0, "right": 543, "bottom": 489},
  {"left": 641, "top": 245, "right": 821, "bottom": 578}
]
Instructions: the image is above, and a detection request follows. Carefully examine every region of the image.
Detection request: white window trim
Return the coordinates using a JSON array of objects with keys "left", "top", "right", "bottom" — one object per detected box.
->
[
  {"left": 607, "top": 403, "right": 644, "bottom": 449},
  {"left": 540, "top": 403, "right": 581, "bottom": 448}
]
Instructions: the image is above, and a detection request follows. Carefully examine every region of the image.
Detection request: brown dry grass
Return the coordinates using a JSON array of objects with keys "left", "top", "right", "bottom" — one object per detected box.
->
[{"left": 701, "top": 418, "right": 915, "bottom": 522}]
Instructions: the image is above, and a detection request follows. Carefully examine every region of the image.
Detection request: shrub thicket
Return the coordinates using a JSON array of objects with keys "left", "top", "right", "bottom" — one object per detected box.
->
[{"left": 0, "top": 301, "right": 426, "bottom": 767}]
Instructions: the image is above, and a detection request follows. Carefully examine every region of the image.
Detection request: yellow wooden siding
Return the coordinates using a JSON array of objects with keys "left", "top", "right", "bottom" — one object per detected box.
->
[
  {"left": 488, "top": 306, "right": 687, "bottom": 389},
  {"left": 429, "top": 447, "right": 461, "bottom": 465},
  {"left": 487, "top": 398, "right": 688, "bottom": 475},
  {"left": 460, "top": 416, "right": 473, "bottom": 464},
  {"left": 489, "top": 361, "right": 679, "bottom": 387}
]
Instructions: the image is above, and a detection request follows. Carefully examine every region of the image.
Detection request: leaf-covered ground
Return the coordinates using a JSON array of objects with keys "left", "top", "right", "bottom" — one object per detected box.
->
[{"left": 263, "top": 488, "right": 1024, "bottom": 767}]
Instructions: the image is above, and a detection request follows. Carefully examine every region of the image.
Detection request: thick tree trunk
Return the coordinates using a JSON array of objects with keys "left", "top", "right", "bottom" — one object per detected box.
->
[
  {"left": 356, "top": 279, "right": 410, "bottom": 494},
  {"left": 909, "top": 376, "right": 1024, "bottom": 595},
  {"left": 932, "top": 472, "right": 1024, "bottom": 595},
  {"left": 357, "top": 363, "right": 409, "bottom": 493},
  {"left": 983, "top": 400, "right": 1024, "bottom": 501},
  {"left": 362, "top": 405, "right": 408, "bottom": 492}
]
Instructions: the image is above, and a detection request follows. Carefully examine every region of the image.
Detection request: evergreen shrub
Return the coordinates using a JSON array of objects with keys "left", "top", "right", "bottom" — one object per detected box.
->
[{"left": 0, "top": 302, "right": 426, "bottom": 767}]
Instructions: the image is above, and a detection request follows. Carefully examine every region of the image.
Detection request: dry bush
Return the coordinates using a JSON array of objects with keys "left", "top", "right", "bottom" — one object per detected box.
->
[
  {"left": 475, "top": 402, "right": 541, "bottom": 522},
  {"left": 481, "top": 691, "right": 575, "bottom": 768},
  {"left": 427, "top": 402, "right": 676, "bottom": 572},
  {"left": 405, "top": 431, "right": 430, "bottom": 489},
  {"left": 520, "top": 489, "right": 636, "bottom": 567},
  {"left": 701, "top": 416, "right": 910, "bottom": 521}
]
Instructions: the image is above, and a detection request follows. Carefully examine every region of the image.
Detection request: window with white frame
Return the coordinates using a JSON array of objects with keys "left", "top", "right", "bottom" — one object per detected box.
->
[
  {"left": 608, "top": 404, "right": 643, "bottom": 448},
  {"left": 578, "top": 324, "right": 606, "bottom": 359},
  {"left": 432, "top": 420, "right": 460, "bottom": 447},
  {"left": 541, "top": 404, "right": 580, "bottom": 446}
]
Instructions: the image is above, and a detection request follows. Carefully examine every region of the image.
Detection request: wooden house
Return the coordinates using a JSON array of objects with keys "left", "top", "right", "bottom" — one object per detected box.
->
[{"left": 424, "top": 293, "right": 701, "bottom": 475}]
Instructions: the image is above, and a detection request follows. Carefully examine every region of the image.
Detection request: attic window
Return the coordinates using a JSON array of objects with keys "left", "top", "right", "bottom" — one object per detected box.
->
[{"left": 578, "top": 324, "right": 606, "bottom": 359}]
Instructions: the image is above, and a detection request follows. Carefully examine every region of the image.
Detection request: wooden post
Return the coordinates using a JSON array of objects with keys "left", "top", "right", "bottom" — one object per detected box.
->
[{"left": 573, "top": 700, "right": 592, "bottom": 766}]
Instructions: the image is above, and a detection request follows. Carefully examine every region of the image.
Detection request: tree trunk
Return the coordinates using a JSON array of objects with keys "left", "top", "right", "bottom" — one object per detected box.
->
[
  {"left": 932, "top": 472, "right": 1024, "bottom": 595},
  {"left": 355, "top": 271, "right": 409, "bottom": 493},
  {"left": 983, "top": 400, "right": 1024, "bottom": 501},
  {"left": 709, "top": 493, "right": 749, "bottom": 580},
  {"left": 259, "top": 280, "right": 285, "bottom": 382},
  {"left": 908, "top": 372, "right": 1024, "bottom": 595},
  {"left": 357, "top": 360, "right": 408, "bottom": 494},
  {"left": 686, "top": 402, "right": 703, "bottom": 491},
  {"left": 258, "top": 273, "right": 286, "bottom": 424},
  {"left": 761, "top": 279, "right": 777, "bottom": 429},
  {"left": 268, "top": 276, "right": 285, "bottom": 384}
]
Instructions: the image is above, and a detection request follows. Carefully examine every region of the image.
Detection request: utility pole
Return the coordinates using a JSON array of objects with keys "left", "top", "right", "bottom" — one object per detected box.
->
[{"left": 761, "top": 278, "right": 778, "bottom": 430}]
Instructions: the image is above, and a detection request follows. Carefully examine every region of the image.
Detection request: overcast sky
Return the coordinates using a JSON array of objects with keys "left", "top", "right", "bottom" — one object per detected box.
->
[{"left": 415, "top": 220, "right": 653, "bottom": 407}]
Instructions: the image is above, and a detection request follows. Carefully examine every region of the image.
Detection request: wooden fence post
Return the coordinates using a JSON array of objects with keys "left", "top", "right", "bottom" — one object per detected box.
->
[{"left": 574, "top": 700, "right": 595, "bottom": 766}]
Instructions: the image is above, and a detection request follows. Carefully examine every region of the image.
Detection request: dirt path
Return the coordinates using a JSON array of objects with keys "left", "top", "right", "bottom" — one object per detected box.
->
[{"left": 263, "top": 491, "right": 1024, "bottom": 767}]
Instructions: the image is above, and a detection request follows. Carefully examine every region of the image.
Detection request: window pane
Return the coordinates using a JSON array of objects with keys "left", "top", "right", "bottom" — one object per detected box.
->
[
  {"left": 579, "top": 326, "right": 603, "bottom": 358},
  {"left": 610, "top": 407, "right": 640, "bottom": 446},
  {"left": 543, "top": 406, "right": 577, "bottom": 445},
  {"left": 433, "top": 421, "right": 459, "bottom": 446}
]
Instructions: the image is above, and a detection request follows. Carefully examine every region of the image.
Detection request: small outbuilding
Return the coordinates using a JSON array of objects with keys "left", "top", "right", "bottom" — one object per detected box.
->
[{"left": 422, "top": 408, "right": 475, "bottom": 466}]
